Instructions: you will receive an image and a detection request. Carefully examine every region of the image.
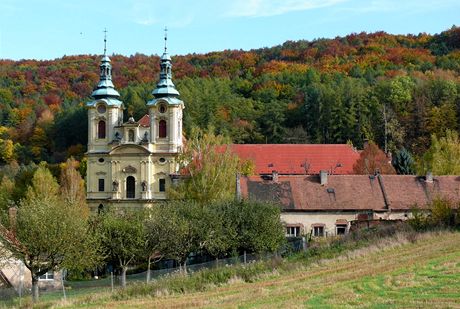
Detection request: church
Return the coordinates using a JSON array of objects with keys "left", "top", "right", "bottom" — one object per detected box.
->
[{"left": 85, "top": 38, "right": 183, "bottom": 211}]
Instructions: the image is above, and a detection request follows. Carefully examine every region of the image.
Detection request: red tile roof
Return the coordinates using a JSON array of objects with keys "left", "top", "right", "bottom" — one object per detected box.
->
[
  {"left": 138, "top": 114, "right": 150, "bottom": 127},
  {"left": 226, "top": 144, "right": 360, "bottom": 175},
  {"left": 240, "top": 175, "right": 460, "bottom": 211}
]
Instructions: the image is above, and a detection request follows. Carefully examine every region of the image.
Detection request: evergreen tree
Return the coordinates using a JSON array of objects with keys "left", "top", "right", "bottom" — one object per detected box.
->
[{"left": 392, "top": 148, "right": 416, "bottom": 175}]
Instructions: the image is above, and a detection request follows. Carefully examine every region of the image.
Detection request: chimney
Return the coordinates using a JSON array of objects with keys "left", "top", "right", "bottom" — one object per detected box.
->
[
  {"left": 9, "top": 206, "right": 18, "bottom": 235},
  {"left": 272, "top": 171, "right": 279, "bottom": 183},
  {"left": 320, "top": 170, "right": 328, "bottom": 186},
  {"left": 426, "top": 171, "right": 433, "bottom": 183}
]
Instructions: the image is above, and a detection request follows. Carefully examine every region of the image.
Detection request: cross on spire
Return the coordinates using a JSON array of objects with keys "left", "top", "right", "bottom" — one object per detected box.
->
[
  {"left": 164, "top": 26, "right": 168, "bottom": 53},
  {"left": 103, "top": 28, "right": 108, "bottom": 55}
]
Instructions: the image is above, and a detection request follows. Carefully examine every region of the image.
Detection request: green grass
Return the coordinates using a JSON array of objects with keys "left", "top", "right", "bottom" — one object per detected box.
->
[{"left": 3, "top": 229, "right": 460, "bottom": 308}]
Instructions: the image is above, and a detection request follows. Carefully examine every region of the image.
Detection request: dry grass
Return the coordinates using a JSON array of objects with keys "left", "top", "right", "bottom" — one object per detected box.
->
[{"left": 56, "top": 230, "right": 460, "bottom": 308}]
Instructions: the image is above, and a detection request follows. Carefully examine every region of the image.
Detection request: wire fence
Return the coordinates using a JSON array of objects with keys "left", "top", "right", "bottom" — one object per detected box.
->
[{"left": 0, "top": 238, "right": 305, "bottom": 304}]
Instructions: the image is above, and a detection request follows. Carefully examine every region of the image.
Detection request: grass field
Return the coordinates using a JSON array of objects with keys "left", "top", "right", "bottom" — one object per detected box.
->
[
  {"left": 4, "top": 231, "right": 459, "bottom": 308},
  {"left": 58, "top": 231, "right": 460, "bottom": 308}
]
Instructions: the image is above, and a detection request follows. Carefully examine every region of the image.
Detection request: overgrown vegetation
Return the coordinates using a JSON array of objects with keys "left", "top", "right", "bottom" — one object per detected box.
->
[{"left": 409, "top": 196, "right": 459, "bottom": 230}]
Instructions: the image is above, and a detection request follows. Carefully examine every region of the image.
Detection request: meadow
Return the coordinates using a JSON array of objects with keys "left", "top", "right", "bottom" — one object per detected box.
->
[{"left": 13, "top": 229, "right": 457, "bottom": 308}]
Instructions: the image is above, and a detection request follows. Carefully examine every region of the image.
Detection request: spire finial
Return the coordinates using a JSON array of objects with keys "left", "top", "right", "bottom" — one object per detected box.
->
[
  {"left": 103, "top": 28, "right": 108, "bottom": 55},
  {"left": 164, "top": 26, "right": 168, "bottom": 53}
]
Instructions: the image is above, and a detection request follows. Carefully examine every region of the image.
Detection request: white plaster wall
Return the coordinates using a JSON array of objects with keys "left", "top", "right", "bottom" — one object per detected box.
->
[{"left": 281, "top": 212, "right": 359, "bottom": 237}]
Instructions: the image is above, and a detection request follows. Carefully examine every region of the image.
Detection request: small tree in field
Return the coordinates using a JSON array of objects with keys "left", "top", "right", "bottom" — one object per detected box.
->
[
  {"left": 95, "top": 209, "right": 146, "bottom": 287},
  {"left": 160, "top": 201, "right": 203, "bottom": 274},
  {"left": 353, "top": 141, "right": 396, "bottom": 174},
  {"left": 144, "top": 206, "right": 176, "bottom": 282},
  {"left": 0, "top": 163, "right": 99, "bottom": 302}
]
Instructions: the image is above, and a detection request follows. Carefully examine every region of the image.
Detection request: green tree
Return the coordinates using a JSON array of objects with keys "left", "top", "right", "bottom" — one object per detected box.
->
[
  {"left": 392, "top": 148, "right": 416, "bottom": 175},
  {"left": 0, "top": 164, "right": 99, "bottom": 302},
  {"left": 158, "top": 201, "right": 202, "bottom": 273},
  {"left": 60, "top": 157, "right": 88, "bottom": 217},
  {"left": 168, "top": 127, "right": 243, "bottom": 204},
  {"left": 236, "top": 200, "right": 285, "bottom": 253},
  {"left": 144, "top": 206, "right": 177, "bottom": 281},
  {"left": 420, "top": 130, "right": 460, "bottom": 175},
  {"left": 95, "top": 209, "right": 146, "bottom": 287}
]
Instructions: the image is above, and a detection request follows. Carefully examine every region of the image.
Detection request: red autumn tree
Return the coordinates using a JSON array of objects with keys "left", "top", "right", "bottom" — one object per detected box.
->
[{"left": 353, "top": 141, "right": 396, "bottom": 174}]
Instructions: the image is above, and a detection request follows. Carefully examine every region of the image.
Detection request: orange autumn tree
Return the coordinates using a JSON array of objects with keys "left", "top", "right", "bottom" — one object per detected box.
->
[{"left": 353, "top": 141, "right": 396, "bottom": 174}]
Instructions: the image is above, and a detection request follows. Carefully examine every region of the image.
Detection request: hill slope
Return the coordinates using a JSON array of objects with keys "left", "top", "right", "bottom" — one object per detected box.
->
[
  {"left": 0, "top": 27, "right": 459, "bottom": 164},
  {"left": 95, "top": 231, "right": 460, "bottom": 308}
]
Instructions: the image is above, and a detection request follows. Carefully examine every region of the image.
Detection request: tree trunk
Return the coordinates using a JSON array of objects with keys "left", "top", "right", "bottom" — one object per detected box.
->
[
  {"left": 31, "top": 275, "right": 39, "bottom": 302},
  {"left": 146, "top": 257, "right": 151, "bottom": 283},
  {"left": 121, "top": 267, "right": 127, "bottom": 288}
]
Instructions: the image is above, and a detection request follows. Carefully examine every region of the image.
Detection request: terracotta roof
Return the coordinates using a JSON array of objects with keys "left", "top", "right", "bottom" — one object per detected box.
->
[
  {"left": 240, "top": 175, "right": 460, "bottom": 211},
  {"left": 225, "top": 144, "right": 360, "bottom": 175},
  {"left": 138, "top": 114, "right": 150, "bottom": 127},
  {"left": 381, "top": 175, "right": 460, "bottom": 210}
]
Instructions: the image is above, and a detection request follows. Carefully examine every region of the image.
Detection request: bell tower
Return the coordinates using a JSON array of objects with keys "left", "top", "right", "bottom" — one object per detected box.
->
[
  {"left": 87, "top": 30, "right": 124, "bottom": 153},
  {"left": 86, "top": 30, "right": 124, "bottom": 203},
  {"left": 147, "top": 27, "right": 184, "bottom": 154}
]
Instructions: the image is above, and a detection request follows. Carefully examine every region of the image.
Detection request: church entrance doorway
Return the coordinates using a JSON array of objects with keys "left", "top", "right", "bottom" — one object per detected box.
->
[{"left": 126, "top": 176, "right": 135, "bottom": 198}]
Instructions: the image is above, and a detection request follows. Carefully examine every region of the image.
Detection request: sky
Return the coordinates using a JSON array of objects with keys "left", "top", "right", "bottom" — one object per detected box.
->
[{"left": 0, "top": 0, "right": 459, "bottom": 60}]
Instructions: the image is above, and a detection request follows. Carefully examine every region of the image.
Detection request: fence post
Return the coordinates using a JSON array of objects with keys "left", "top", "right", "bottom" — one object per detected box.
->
[
  {"left": 244, "top": 250, "right": 247, "bottom": 264},
  {"left": 111, "top": 272, "right": 114, "bottom": 293},
  {"left": 18, "top": 261, "right": 24, "bottom": 306}
]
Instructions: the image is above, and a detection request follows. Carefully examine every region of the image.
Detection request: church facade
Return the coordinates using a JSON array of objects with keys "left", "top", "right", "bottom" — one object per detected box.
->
[{"left": 85, "top": 46, "right": 184, "bottom": 211}]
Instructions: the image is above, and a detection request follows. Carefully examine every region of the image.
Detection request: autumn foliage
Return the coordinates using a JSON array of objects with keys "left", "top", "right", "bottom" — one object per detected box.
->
[
  {"left": 0, "top": 27, "right": 459, "bottom": 165},
  {"left": 353, "top": 141, "right": 396, "bottom": 175}
]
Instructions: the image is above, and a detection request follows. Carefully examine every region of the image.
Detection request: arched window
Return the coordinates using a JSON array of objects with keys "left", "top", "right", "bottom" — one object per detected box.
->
[
  {"left": 128, "top": 129, "right": 135, "bottom": 142},
  {"left": 159, "top": 120, "right": 167, "bottom": 138},
  {"left": 98, "top": 120, "right": 106, "bottom": 139},
  {"left": 126, "top": 176, "right": 135, "bottom": 199}
]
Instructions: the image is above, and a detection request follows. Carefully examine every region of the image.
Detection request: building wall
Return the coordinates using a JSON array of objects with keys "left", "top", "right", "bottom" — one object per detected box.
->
[
  {"left": 1, "top": 258, "right": 62, "bottom": 292},
  {"left": 281, "top": 210, "right": 412, "bottom": 237}
]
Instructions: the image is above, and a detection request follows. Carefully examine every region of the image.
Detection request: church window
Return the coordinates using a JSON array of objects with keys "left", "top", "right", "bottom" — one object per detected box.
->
[
  {"left": 159, "top": 120, "right": 167, "bottom": 138},
  {"left": 98, "top": 120, "right": 106, "bottom": 139},
  {"left": 128, "top": 129, "right": 135, "bottom": 142},
  {"left": 98, "top": 158, "right": 105, "bottom": 163},
  {"left": 159, "top": 157, "right": 166, "bottom": 163},
  {"left": 159, "top": 179, "right": 166, "bottom": 192},
  {"left": 126, "top": 176, "right": 135, "bottom": 198},
  {"left": 159, "top": 104, "right": 166, "bottom": 113},
  {"left": 97, "top": 104, "right": 106, "bottom": 114},
  {"left": 98, "top": 179, "right": 105, "bottom": 192}
]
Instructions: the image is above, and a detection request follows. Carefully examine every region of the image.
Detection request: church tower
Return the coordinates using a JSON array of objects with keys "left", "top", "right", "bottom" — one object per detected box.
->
[
  {"left": 147, "top": 28, "right": 184, "bottom": 154},
  {"left": 85, "top": 30, "right": 184, "bottom": 211}
]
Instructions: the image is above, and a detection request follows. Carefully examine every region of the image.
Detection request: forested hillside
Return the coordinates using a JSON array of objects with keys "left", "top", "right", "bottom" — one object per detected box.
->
[{"left": 0, "top": 26, "right": 459, "bottom": 164}]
